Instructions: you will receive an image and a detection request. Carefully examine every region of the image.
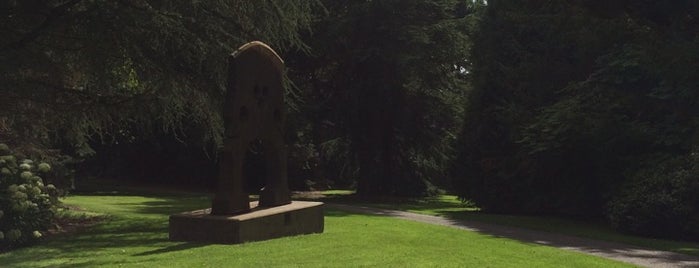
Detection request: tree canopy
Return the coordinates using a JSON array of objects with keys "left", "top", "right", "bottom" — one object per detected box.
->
[
  {"left": 288, "top": 0, "right": 480, "bottom": 196},
  {"left": 453, "top": 0, "right": 699, "bottom": 240},
  {"left": 0, "top": 0, "right": 320, "bottom": 154}
]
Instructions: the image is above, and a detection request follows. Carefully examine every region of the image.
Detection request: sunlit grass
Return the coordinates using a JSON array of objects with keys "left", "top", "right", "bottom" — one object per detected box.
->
[
  {"left": 319, "top": 189, "right": 355, "bottom": 196},
  {"left": 314, "top": 192, "right": 699, "bottom": 257},
  {"left": 0, "top": 194, "right": 631, "bottom": 267}
]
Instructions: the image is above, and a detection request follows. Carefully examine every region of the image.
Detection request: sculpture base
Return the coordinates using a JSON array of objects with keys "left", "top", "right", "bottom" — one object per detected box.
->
[{"left": 169, "top": 201, "right": 324, "bottom": 244}]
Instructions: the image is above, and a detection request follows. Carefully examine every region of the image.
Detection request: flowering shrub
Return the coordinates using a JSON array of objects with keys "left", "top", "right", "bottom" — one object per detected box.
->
[{"left": 0, "top": 144, "right": 59, "bottom": 251}]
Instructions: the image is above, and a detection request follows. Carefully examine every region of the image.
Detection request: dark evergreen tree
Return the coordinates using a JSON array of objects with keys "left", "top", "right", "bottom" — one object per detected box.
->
[
  {"left": 289, "top": 0, "right": 482, "bottom": 196},
  {"left": 0, "top": 0, "right": 320, "bottom": 153},
  {"left": 453, "top": 0, "right": 699, "bottom": 240}
]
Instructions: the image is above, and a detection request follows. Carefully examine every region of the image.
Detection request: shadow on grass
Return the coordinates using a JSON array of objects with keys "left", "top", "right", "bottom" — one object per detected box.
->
[
  {"left": 70, "top": 190, "right": 213, "bottom": 198},
  {"left": 310, "top": 193, "right": 699, "bottom": 258},
  {"left": 128, "top": 197, "right": 211, "bottom": 215},
  {"left": 0, "top": 219, "right": 171, "bottom": 267},
  {"left": 437, "top": 210, "right": 699, "bottom": 257},
  {"left": 132, "top": 242, "right": 207, "bottom": 256},
  {"left": 0, "top": 192, "right": 358, "bottom": 268},
  {"left": 21, "top": 190, "right": 698, "bottom": 267},
  {"left": 47, "top": 220, "right": 171, "bottom": 251},
  {"left": 298, "top": 193, "right": 474, "bottom": 214},
  {"left": 326, "top": 203, "right": 699, "bottom": 267},
  {"left": 323, "top": 209, "right": 352, "bottom": 217}
]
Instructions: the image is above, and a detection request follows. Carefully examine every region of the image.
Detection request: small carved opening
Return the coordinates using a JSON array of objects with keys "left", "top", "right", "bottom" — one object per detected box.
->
[
  {"left": 273, "top": 109, "right": 281, "bottom": 121},
  {"left": 243, "top": 139, "right": 265, "bottom": 194},
  {"left": 239, "top": 106, "right": 249, "bottom": 121},
  {"left": 284, "top": 212, "right": 292, "bottom": 226}
]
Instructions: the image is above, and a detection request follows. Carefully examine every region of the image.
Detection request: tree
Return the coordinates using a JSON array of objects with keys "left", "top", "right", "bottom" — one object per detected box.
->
[
  {"left": 453, "top": 0, "right": 699, "bottom": 238},
  {"left": 0, "top": 0, "right": 320, "bottom": 155},
  {"left": 453, "top": 0, "right": 632, "bottom": 215},
  {"left": 288, "top": 0, "right": 481, "bottom": 196}
]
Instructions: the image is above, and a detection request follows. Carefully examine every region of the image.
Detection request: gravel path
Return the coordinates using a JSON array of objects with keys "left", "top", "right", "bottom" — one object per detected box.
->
[{"left": 326, "top": 203, "right": 699, "bottom": 268}]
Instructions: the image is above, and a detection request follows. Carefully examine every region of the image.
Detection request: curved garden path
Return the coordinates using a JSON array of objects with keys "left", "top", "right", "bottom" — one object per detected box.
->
[{"left": 327, "top": 203, "right": 699, "bottom": 268}]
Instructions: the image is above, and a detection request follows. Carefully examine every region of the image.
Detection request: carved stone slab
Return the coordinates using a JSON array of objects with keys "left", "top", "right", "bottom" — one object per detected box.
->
[{"left": 212, "top": 41, "right": 291, "bottom": 216}]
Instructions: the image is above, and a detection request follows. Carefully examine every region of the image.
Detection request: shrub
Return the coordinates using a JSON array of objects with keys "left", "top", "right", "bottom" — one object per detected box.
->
[
  {"left": 10, "top": 145, "right": 76, "bottom": 197},
  {"left": 607, "top": 155, "right": 699, "bottom": 241},
  {"left": 0, "top": 144, "right": 60, "bottom": 251}
]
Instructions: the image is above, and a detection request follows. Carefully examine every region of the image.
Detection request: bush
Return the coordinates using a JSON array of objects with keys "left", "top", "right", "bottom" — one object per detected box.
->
[
  {"left": 9, "top": 145, "right": 76, "bottom": 197},
  {"left": 0, "top": 144, "right": 60, "bottom": 251},
  {"left": 607, "top": 155, "right": 699, "bottom": 241}
]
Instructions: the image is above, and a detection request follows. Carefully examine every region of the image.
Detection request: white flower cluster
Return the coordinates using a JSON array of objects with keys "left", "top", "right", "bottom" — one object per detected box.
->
[{"left": 0, "top": 144, "right": 54, "bottom": 245}]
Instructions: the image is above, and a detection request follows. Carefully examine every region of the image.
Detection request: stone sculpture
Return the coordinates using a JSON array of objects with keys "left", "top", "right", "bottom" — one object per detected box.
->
[
  {"left": 211, "top": 41, "right": 291, "bottom": 215},
  {"left": 169, "top": 41, "right": 323, "bottom": 244}
]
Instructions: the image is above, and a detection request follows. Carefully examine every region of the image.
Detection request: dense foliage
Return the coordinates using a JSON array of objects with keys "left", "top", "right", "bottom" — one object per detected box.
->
[
  {"left": 0, "top": 144, "right": 59, "bottom": 251},
  {"left": 454, "top": 0, "right": 699, "bottom": 240},
  {"left": 1, "top": 0, "right": 323, "bottom": 188},
  {"left": 608, "top": 154, "right": 699, "bottom": 240},
  {"left": 288, "top": 0, "right": 479, "bottom": 196},
  {"left": 0, "top": 0, "right": 321, "bottom": 158}
]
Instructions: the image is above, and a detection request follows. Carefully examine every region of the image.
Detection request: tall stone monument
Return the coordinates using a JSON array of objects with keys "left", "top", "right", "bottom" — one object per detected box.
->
[
  {"left": 169, "top": 41, "right": 324, "bottom": 244},
  {"left": 212, "top": 41, "right": 292, "bottom": 214}
]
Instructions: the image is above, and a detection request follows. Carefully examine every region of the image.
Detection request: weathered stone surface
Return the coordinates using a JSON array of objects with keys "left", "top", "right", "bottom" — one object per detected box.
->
[
  {"left": 169, "top": 201, "right": 324, "bottom": 244},
  {"left": 212, "top": 41, "right": 291, "bottom": 216}
]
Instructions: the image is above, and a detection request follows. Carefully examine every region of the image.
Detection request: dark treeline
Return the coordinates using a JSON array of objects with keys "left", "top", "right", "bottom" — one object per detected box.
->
[
  {"left": 0, "top": 0, "right": 322, "bottom": 191},
  {"left": 454, "top": 0, "right": 699, "bottom": 240},
  {"left": 1, "top": 0, "right": 697, "bottom": 241},
  {"left": 286, "top": 0, "right": 474, "bottom": 196}
]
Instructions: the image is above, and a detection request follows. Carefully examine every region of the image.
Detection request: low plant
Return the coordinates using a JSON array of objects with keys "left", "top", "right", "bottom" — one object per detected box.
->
[{"left": 0, "top": 143, "right": 60, "bottom": 251}]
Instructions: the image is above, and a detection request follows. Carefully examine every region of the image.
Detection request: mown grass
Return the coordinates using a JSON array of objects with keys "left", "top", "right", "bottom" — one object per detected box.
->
[
  {"left": 315, "top": 191, "right": 699, "bottom": 257},
  {"left": 0, "top": 194, "right": 631, "bottom": 267}
]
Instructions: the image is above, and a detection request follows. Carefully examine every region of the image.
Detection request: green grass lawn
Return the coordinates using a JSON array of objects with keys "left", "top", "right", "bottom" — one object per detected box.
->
[
  {"left": 313, "top": 191, "right": 699, "bottom": 257},
  {"left": 0, "top": 194, "right": 631, "bottom": 267}
]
